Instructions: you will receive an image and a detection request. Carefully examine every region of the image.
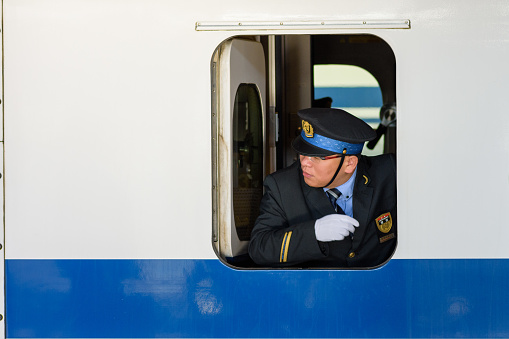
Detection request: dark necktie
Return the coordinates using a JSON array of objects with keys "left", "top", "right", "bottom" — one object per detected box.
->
[{"left": 326, "top": 188, "right": 345, "bottom": 214}]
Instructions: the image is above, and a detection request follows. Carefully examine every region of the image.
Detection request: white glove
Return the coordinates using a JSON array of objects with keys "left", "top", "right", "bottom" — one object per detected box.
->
[{"left": 314, "top": 214, "right": 360, "bottom": 242}]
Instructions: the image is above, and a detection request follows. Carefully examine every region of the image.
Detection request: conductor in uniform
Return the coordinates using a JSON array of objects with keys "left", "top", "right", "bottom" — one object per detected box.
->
[{"left": 248, "top": 108, "right": 396, "bottom": 268}]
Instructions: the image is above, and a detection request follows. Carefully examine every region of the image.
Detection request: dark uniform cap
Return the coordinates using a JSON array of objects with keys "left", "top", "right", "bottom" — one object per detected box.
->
[{"left": 292, "top": 108, "right": 376, "bottom": 157}]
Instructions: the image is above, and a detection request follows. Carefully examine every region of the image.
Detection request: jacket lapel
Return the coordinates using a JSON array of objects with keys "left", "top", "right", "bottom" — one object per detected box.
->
[{"left": 352, "top": 159, "right": 374, "bottom": 249}]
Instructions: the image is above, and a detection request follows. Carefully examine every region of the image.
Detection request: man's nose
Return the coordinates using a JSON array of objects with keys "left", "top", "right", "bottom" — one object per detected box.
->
[{"left": 300, "top": 155, "right": 312, "bottom": 166}]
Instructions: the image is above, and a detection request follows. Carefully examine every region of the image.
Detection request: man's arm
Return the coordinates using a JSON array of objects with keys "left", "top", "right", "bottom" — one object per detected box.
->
[{"left": 248, "top": 174, "right": 326, "bottom": 267}]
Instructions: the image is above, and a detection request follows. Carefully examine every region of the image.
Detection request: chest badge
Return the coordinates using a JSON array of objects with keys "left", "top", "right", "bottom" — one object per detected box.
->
[
  {"left": 376, "top": 212, "right": 392, "bottom": 233},
  {"left": 302, "top": 120, "right": 314, "bottom": 138}
]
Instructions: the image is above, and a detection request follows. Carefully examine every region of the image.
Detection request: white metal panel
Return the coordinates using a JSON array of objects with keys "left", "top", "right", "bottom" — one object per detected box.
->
[
  {"left": 202, "top": 0, "right": 509, "bottom": 259},
  {"left": 3, "top": 0, "right": 509, "bottom": 261},
  {"left": 390, "top": 2, "right": 509, "bottom": 259},
  {"left": 4, "top": 0, "right": 217, "bottom": 259}
]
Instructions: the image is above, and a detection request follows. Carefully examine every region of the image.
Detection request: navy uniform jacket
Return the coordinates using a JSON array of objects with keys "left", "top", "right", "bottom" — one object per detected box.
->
[{"left": 248, "top": 154, "right": 396, "bottom": 268}]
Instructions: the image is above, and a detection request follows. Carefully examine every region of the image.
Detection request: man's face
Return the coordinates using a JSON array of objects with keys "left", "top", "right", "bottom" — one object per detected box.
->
[{"left": 299, "top": 155, "right": 356, "bottom": 188}]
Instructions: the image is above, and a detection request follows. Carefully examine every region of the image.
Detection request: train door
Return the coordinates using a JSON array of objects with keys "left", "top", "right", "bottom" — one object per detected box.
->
[{"left": 212, "top": 38, "right": 266, "bottom": 264}]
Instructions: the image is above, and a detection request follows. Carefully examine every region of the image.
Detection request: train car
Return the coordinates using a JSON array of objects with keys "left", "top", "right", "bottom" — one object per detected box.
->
[{"left": 2, "top": 0, "right": 509, "bottom": 337}]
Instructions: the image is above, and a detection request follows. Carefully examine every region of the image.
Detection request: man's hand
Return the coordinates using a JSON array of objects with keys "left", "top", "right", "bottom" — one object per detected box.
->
[{"left": 314, "top": 214, "right": 360, "bottom": 242}]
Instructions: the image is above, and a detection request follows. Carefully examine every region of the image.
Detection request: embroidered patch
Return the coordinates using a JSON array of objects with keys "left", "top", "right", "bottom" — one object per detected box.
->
[
  {"left": 379, "top": 233, "right": 395, "bottom": 243},
  {"left": 376, "top": 212, "right": 392, "bottom": 233},
  {"left": 302, "top": 120, "right": 314, "bottom": 138}
]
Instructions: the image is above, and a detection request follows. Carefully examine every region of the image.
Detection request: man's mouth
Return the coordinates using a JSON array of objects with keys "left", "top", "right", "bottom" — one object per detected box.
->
[{"left": 302, "top": 170, "right": 312, "bottom": 178}]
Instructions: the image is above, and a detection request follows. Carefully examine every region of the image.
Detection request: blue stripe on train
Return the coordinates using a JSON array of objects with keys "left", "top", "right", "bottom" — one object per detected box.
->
[
  {"left": 314, "top": 87, "right": 383, "bottom": 108},
  {"left": 5, "top": 259, "right": 509, "bottom": 338}
]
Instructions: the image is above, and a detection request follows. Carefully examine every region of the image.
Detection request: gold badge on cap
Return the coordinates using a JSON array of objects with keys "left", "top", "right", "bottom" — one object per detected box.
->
[
  {"left": 375, "top": 212, "right": 392, "bottom": 233},
  {"left": 302, "top": 120, "right": 314, "bottom": 138}
]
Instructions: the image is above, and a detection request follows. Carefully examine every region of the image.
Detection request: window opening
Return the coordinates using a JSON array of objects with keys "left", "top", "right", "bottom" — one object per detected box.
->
[
  {"left": 313, "top": 64, "right": 384, "bottom": 156},
  {"left": 213, "top": 34, "right": 396, "bottom": 269}
]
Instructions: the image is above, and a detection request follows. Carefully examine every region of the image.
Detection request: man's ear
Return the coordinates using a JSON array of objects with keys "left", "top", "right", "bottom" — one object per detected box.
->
[{"left": 344, "top": 155, "right": 359, "bottom": 174}]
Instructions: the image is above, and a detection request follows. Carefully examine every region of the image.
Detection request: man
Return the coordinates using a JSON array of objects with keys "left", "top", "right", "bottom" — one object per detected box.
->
[{"left": 248, "top": 108, "right": 396, "bottom": 268}]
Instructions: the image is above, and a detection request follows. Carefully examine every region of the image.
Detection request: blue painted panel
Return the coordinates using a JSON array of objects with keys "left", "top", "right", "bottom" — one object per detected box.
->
[
  {"left": 314, "top": 87, "right": 383, "bottom": 108},
  {"left": 5, "top": 259, "right": 509, "bottom": 338}
]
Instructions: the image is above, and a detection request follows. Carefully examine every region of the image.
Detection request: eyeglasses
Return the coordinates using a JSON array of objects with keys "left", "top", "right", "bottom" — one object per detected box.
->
[{"left": 304, "top": 154, "right": 343, "bottom": 163}]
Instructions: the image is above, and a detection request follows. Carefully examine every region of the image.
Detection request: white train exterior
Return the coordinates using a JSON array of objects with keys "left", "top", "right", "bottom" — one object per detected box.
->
[{"left": 2, "top": 0, "right": 509, "bottom": 338}]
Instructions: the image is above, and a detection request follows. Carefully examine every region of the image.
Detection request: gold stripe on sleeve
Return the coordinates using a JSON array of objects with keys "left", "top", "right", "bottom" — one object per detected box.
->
[
  {"left": 280, "top": 232, "right": 288, "bottom": 262},
  {"left": 282, "top": 231, "right": 293, "bottom": 263}
]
